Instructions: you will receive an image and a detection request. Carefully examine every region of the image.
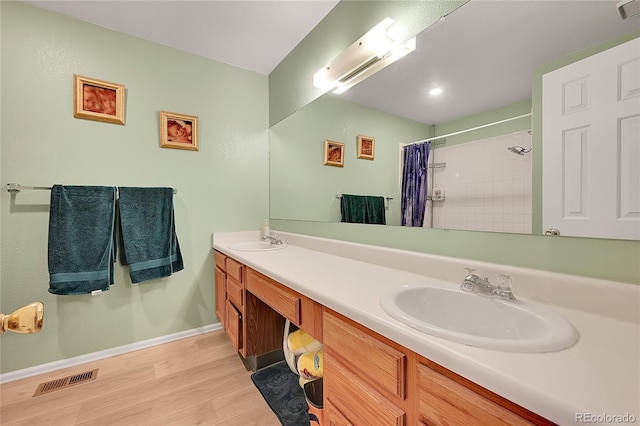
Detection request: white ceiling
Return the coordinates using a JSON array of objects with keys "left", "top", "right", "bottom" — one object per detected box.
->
[
  {"left": 21, "top": 0, "right": 640, "bottom": 125},
  {"left": 340, "top": 0, "right": 640, "bottom": 124},
  {"left": 22, "top": 0, "right": 340, "bottom": 75}
]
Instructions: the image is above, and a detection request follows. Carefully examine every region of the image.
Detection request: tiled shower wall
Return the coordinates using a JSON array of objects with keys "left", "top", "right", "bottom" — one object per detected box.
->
[{"left": 425, "top": 131, "right": 533, "bottom": 234}]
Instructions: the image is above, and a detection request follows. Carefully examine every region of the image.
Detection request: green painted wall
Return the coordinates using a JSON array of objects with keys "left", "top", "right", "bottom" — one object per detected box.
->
[
  {"left": 270, "top": 94, "right": 430, "bottom": 225},
  {"left": 269, "top": 0, "right": 468, "bottom": 126},
  {"left": 272, "top": 220, "right": 639, "bottom": 284},
  {"left": 0, "top": 1, "right": 269, "bottom": 373}
]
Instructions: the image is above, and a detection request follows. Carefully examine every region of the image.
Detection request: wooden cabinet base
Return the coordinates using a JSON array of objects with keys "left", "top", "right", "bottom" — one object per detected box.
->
[{"left": 214, "top": 251, "right": 553, "bottom": 425}]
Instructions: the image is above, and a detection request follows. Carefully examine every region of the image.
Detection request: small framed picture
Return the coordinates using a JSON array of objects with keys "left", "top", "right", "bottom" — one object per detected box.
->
[
  {"left": 324, "top": 140, "right": 345, "bottom": 167},
  {"left": 73, "top": 75, "right": 125, "bottom": 125},
  {"left": 160, "top": 111, "right": 198, "bottom": 151},
  {"left": 357, "top": 135, "right": 375, "bottom": 160}
]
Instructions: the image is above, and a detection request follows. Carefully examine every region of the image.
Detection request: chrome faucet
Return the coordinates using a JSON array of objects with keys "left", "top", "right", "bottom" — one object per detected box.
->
[
  {"left": 461, "top": 268, "right": 516, "bottom": 300},
  {"left": 262, "top": 234, "right": 284, "bottom": 245}
]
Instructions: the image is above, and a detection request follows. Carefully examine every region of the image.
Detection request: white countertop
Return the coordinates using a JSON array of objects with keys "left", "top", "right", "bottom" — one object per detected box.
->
[{"left": 213, "top": 231, "right": 640, "bottom": 425}]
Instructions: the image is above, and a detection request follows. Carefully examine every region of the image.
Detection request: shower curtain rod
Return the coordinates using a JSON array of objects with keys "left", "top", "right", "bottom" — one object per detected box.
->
[
  {"left": 6, "top": 183, "right": 177, "bottom": 194},
  {"left": 404, "top": 112, "right": 532, "bottom": 146}
]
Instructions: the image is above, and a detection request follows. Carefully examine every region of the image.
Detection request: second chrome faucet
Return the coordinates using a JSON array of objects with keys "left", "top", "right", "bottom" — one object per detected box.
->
[{"left": 461, "top": 268, "right": 516, "bottom": 300}]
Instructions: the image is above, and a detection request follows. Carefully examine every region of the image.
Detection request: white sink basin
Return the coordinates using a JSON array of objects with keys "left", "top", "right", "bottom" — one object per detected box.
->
[
  {"left": 380, "top": 285, "right": 579, "bottom": 353},
  {"left": 228, "top": 241, "right": 288, "bottom": 251}
]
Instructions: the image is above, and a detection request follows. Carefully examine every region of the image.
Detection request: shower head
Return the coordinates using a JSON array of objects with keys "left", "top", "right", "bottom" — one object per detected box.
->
[{"left": 507, "top": 145, "right": 532, "bottom": 155}]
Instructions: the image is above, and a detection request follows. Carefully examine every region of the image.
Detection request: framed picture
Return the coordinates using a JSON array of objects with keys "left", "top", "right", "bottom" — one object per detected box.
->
[
  {"left": 73, "top": 75, "right": 125, "bottom": 125},
  {"left": 160, "top": 111, "right": 198, "bottom": 151},
  {"left": 357, "top": 135, "right": 375, "bottom": 160},
  {"left": 323, "top": 140, "right": 345, "bottom": 167}
]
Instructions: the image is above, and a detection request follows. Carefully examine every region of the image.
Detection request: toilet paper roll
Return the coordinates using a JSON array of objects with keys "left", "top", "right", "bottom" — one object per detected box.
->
[
  {"left": 288, "top": 329, "right": 322, "bottom": 355},
  {"left": 297, "top": 349, "right": 323, "bottom": 381}
]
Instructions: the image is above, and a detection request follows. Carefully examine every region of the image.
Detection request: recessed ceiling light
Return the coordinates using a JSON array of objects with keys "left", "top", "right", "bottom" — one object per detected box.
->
[{"left": 429, "top": 87, "right": 443, "bottom": 96}]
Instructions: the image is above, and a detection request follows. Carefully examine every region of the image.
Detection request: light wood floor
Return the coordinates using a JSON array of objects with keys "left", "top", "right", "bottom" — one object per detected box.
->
[{"left": 0, "top": 330, "right": 281, "bottom": 425}]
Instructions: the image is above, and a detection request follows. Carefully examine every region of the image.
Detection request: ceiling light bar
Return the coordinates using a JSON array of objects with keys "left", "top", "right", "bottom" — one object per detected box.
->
[
  {"left": 617, "top": 0, "right": 640, "bottom": 19},
  {"left": 313, "top": 18, "right": 417, "bottom": 94}
]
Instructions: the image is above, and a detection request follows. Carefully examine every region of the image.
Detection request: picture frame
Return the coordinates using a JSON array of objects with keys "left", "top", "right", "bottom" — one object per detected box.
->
[
  {"left": 160, "top": 111, "right": 199, "bottom": 151},
  {"left": 323, "top": 140, "right": 345, "bottom": 167},
  {"left": 73, "top": 74, "right": 125, "bottom": 125},
  {"left": 357, "top": 135, "right": 375, "bottom": 160}
]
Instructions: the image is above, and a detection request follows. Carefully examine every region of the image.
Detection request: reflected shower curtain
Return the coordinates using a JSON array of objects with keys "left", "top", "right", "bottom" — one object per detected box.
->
[{"left": 401, "top": 142, "right": 430, "bottom": 226}]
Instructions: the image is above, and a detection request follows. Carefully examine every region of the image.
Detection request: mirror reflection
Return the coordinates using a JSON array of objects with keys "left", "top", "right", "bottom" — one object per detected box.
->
[{"left": 269, "top": 1, "right": 639, "bottom": 238}]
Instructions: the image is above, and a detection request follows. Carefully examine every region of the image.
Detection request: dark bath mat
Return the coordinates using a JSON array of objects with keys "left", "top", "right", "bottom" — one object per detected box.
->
[{"left": 251, "top": 360, "right": 310, "bottom": 426}]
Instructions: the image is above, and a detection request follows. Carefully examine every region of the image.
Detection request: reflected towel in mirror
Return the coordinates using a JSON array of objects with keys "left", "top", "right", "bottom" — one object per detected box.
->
[{"left": 340, "top": 194, "right": 386, "bottom": 225}]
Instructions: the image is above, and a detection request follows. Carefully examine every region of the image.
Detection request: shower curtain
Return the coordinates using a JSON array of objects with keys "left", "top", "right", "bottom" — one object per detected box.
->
[{"left": 401, "top": 142, "right": 430, "bottom": 227}]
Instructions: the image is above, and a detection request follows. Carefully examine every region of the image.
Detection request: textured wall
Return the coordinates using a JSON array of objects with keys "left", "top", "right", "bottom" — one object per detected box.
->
[{"left": 0, "top": 1, "right": 269, "bottom": 373}]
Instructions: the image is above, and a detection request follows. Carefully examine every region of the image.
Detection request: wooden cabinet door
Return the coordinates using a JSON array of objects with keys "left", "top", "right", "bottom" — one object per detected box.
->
[
  {"left": 417, "top": 362, "right": 537, "bottom": 426},
  {"left": 214, "top": 266, "right": 226, "bottom": 328},
  {"left": 324, "top": 310, "right": 406, "bottom": 401},
  {"left": 324, "top": 352, "right": 406, "bottom": 426},
  {"left": 325, "top": 400, "right": 354, "bottom": 426},
  {"left": 225, "top": 300, "right": 242, "bottom": 354}
]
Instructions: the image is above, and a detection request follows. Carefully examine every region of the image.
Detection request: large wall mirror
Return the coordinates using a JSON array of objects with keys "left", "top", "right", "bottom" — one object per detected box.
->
[{"left": 269, "top": 1, "right": 639, "bottom": 239}]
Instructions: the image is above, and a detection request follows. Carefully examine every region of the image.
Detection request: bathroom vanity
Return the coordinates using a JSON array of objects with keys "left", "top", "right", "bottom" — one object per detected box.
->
[{"left": 213, "top": 231, "right": 639, "bottom": 425}]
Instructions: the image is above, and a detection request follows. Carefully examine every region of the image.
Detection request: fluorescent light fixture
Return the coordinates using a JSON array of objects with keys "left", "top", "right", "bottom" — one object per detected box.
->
[
  {"left": 313, "top": 18, "right": 417, "bottom": 94},
  {"left": 618, "top": 0, "right": 640, "bottom": 19},
  {"left": 429, "top": 87, "right": 443, "bottom": 96}
]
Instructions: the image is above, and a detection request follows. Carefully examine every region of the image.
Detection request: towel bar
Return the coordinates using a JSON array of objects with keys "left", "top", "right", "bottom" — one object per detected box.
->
[
  {"left": 335, "top": 193, "right": 393, "bottom": 210},
  {"left": 7, "top": 183, "right": 177, "bottom": 194},
  {"left": 335, "top": 194, "right": 393, "bottom": 201}
]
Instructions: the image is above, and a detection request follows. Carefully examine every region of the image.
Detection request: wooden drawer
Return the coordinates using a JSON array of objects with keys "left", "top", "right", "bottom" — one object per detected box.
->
[
  {"left": 417, "top": 361, "right": 536, "bottom": 426},
  {"left": 324, "top": 311, "right": 406, "bottom": 401},
  {"left": 214, "top": 250, "right": 227, "bottom": 271},
  {"left": 246, "top": 268, "right": 301, "bottom": 325},
  {"left": 324, "top": 352, "right": 405, "bottom": 426},
  {"left": 226, "top": 257, "right": 243, "bottom": 283},
  {"left": 225, "top": 300, "right": 242, "bottom": 354},
  {"left": 227, "top": 276, "right": 243, "bottom": 309}
]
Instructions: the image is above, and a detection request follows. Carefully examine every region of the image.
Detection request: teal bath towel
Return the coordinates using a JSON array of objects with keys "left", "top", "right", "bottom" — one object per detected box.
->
[
  {"left": 340, "top": 194, "right": 367, "bottom": 223},
  {"left": 48, "top": 185, "right": 117, "bottom": 295},
  {"left": 340, "top": 194, "right": 386, "bottom": 225},
  {"left": 365, "top": 195, "right": 386, "bottom": 225},
  {"left": 118, "top": 187, "right": 183, "bottom": 283}
]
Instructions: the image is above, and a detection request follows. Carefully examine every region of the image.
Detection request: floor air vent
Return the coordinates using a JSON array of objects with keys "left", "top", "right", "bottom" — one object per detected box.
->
[{"left": 33, "top": 369, "right": 98, "bottom": 397}]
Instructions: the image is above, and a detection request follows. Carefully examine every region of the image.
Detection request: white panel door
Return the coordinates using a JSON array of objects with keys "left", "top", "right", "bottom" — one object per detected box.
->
[{"left": 542, "top": 38, "right": 640, "bottom": 240}]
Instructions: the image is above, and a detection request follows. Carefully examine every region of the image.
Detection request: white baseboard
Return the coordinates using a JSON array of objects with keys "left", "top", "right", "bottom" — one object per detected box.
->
[{"left": 0, "top": 323, "right": 222, "bottom": 384}]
